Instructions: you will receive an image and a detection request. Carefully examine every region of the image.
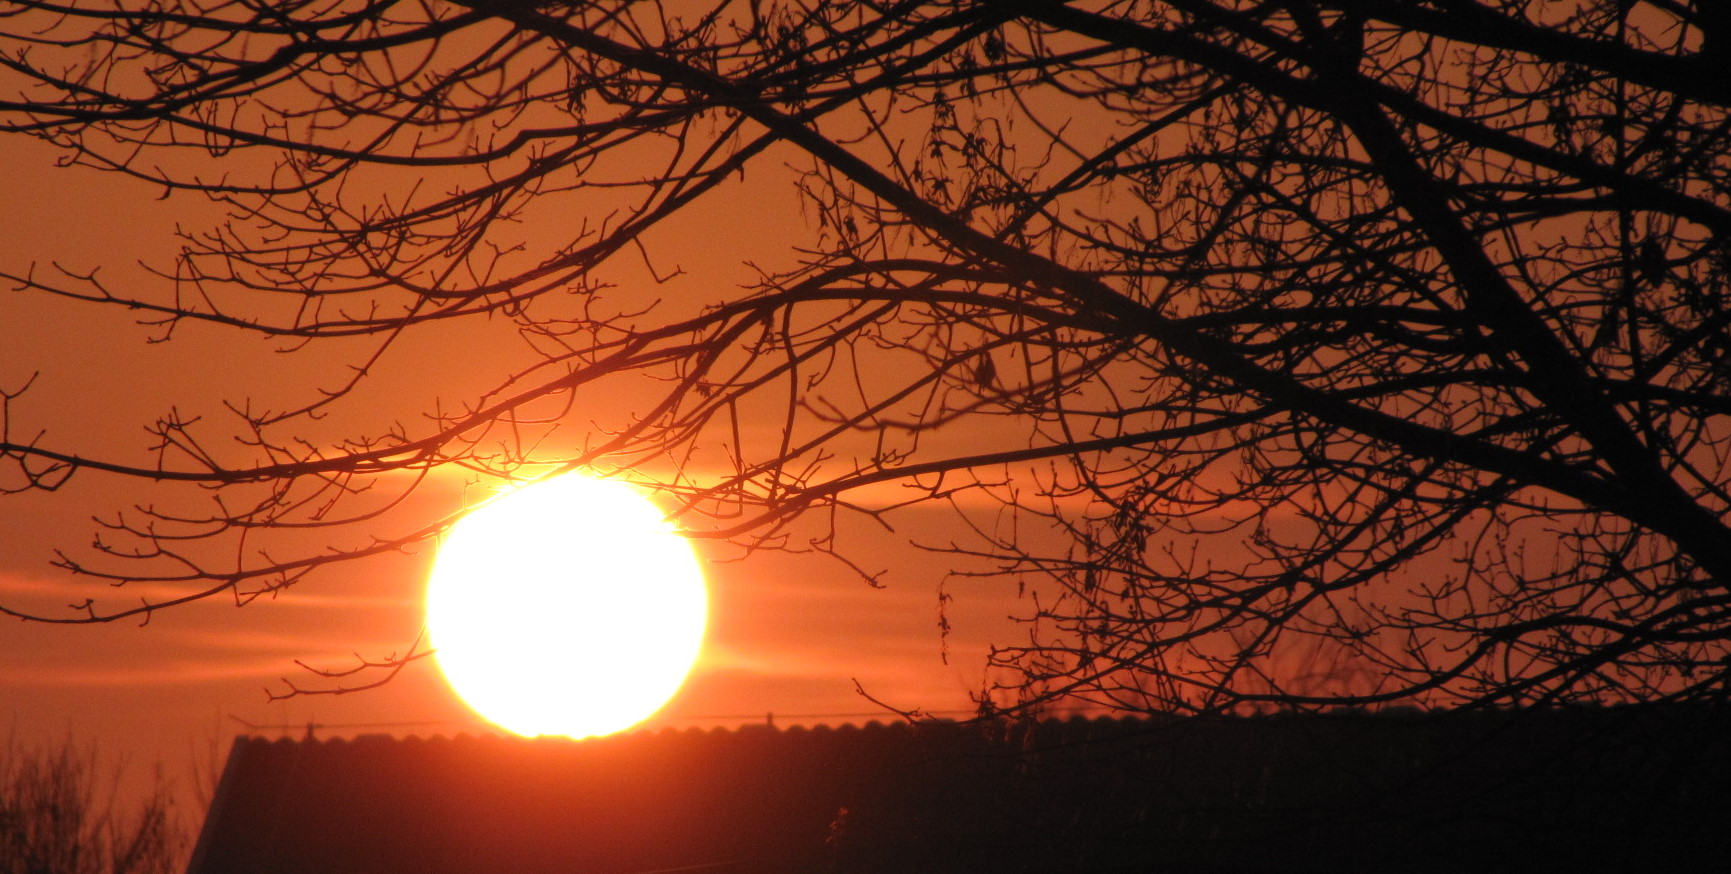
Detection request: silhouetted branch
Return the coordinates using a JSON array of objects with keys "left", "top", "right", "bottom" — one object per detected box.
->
[{"left": 0, "top": 0, "right": 1726, "bottom": 711}]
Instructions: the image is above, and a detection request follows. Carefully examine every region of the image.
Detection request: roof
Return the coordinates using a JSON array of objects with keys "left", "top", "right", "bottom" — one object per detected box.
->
[{"left": 187, "top": 707, "right": 1731, "bottom": 874}]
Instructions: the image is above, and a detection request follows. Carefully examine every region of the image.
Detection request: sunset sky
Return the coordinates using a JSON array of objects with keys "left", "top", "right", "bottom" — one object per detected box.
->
[
  {"left": 0, "top": 127, "right": 1026, "bottom": 807},
  {"left": 10, "top": 2, "right": 1721, "bottom": 833}
]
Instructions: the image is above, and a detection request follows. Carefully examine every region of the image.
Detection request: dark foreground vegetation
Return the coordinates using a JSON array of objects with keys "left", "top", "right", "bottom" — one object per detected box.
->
[
  {"left": 0, "top": 737, "right": 184, "bottom": 874},
  {"left": 190, "top": 704, "right": 1729, "bottom": 874}
]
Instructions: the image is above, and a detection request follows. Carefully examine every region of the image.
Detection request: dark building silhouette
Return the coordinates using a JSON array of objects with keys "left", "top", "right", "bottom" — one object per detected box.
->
[{"left": 188, "top": 708, "right": 1731, "bottom": 873}]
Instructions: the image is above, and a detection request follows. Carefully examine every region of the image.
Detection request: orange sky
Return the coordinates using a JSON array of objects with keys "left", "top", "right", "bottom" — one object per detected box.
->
[{"left": 0, "top": 129, "right": 1030, "bottom": 814}]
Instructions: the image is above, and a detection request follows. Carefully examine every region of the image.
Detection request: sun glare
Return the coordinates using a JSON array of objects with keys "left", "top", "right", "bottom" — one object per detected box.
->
[{"left": 425, "top": 474, "right": 708, "bottom": 739}]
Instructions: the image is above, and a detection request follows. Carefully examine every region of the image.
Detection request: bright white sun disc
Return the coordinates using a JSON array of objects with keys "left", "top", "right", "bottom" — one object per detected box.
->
[{"left": 425, "top": 474, "right": 708, "bottom": 739}]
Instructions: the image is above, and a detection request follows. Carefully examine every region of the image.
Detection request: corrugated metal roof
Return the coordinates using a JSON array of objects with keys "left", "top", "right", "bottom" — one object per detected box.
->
[{"left": 187, "top": 708, "right": 1731, "bottom": 874}]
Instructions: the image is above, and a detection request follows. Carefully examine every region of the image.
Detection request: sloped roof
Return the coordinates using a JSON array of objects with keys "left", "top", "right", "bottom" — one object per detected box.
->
[{"left": 187, "top": 707, "right": 1731, "bottom": 874}]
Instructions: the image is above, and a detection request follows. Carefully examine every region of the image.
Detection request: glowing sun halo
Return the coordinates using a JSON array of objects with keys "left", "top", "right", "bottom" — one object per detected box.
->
[{"left": 425, "top": 474, "right": 708, "bottom": 739}]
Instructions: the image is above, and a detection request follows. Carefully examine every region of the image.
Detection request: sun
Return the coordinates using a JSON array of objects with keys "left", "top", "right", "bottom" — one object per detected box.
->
[{"left": 424, "top": 473, "right": 708, "bottom": 739}]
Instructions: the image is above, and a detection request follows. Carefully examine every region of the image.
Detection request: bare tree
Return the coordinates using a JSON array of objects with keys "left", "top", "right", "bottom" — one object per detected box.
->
[
  {"left": 1, "top": 736, "right": 185, "bottom": 874},
  {"left": 1, "top": 0, "right": 1728, "bottom": 713}
]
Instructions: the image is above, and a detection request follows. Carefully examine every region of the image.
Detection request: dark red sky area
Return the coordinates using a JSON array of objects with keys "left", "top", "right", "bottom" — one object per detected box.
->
[{"left": 0, "top": 132, "right": 1028, "bottom": 807}]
